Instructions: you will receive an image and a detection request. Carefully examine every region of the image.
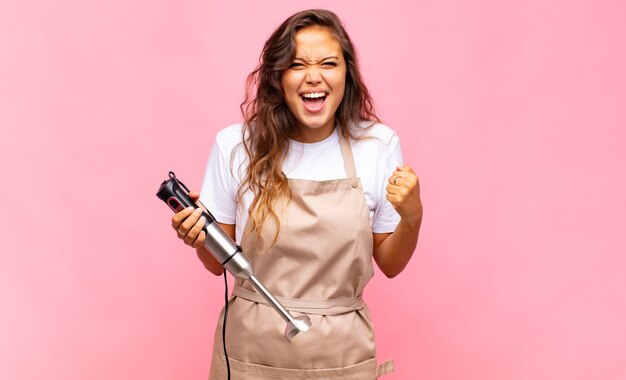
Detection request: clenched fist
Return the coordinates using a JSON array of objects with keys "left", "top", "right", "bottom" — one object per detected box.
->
[{"left": 386, "top": 165, "right": 423, "bottom": 225}]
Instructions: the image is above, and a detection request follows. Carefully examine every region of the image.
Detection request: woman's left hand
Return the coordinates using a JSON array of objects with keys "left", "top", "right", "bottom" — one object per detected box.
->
[{"left": 386, "top": 165, "right": 423, "bottom": 226}]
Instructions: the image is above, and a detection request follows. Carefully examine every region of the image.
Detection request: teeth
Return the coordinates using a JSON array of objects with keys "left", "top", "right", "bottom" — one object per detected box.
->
[{"left": 302, "top": 92, "right": 326, "bottom": 99}]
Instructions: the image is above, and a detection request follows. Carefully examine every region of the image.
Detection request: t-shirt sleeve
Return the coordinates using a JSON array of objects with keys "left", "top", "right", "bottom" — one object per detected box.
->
[
  {"left": 199, "top": 139, "right": 237, "bottom": 224},
  {"left": 371, "top": 135, "right": 403, "bottom": 233}
]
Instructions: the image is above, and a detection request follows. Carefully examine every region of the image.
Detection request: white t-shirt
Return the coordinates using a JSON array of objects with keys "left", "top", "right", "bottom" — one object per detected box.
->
[{"left": 200, "top": 122, "right": 403, "bottom": 243}]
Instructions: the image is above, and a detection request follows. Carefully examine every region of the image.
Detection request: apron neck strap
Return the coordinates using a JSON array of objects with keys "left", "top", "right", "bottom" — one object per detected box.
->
[{"left": 338, "top": 131, "right": 356, "bottom": 178}]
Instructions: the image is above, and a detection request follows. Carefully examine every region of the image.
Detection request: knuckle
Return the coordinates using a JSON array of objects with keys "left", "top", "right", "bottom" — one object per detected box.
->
[
  {"left": 171, "top": 215, "right": 181, "bottom": 226},
  {"left": 180, "top": 218, "right": 194, "bottom": 230},
  {"left": 172, "top": 208, "right": 191, "bottom": 222}
]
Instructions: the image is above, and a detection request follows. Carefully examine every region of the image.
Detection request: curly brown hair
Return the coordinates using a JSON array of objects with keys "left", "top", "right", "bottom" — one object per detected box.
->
[{"left": 238, "top": 9, "right": 379, "bottom": 245}]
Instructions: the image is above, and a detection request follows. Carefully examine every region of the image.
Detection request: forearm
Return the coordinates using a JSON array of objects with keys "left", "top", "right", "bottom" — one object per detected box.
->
[
  {"left": 373, "top": 210, "right": 422, "bottom": 278},
  {"left": 196, "top": 222, "right": 235, "bottom": 276},
  {"left": 196, "top": 246, "right": 225, "bottom": 276}
]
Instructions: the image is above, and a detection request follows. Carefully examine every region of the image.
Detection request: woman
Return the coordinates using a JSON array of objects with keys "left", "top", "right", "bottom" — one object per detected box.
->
[{"left": 172, "top": 9, "right": 422, "bottom": 379}]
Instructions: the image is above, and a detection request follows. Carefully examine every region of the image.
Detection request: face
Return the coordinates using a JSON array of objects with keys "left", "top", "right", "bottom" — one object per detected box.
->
[{"left": 281, "top": 26, "right": 346, "bottom": 143}]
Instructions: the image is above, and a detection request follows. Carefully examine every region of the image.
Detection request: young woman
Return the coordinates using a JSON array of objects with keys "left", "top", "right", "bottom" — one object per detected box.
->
[{"left": 172, "top": 9, "right": 422, "bottom": 379}]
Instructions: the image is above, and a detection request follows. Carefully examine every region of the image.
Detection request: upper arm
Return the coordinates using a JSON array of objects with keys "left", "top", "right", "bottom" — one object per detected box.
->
[{"left": 199, "top": 136, "right": 239, "bottom": 225}]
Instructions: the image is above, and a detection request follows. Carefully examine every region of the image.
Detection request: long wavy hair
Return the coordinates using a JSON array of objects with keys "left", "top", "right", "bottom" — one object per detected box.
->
[{"left": 238, "top": 9, "right": 379, "bottom": 244}]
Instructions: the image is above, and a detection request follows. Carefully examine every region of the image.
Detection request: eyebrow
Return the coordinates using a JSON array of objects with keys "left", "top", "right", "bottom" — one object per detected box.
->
[{"left": 293, "top": 56, "right": 340, "bottom": 63}]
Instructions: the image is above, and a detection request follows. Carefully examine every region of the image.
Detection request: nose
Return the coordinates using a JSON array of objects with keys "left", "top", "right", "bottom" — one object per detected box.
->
[{"left": 305, "top": 67, "right": 322, "bottom": 85}]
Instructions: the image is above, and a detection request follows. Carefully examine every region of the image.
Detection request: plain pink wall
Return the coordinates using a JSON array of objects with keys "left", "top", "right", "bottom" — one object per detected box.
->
[{"left": 2, "top": 0, "right": 625, "bottom": 379}]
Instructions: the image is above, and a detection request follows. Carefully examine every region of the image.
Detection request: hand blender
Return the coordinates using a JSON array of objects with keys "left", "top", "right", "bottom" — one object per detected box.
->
[{"left": 156, "top": 171, "right": 312, "bottom": 341}]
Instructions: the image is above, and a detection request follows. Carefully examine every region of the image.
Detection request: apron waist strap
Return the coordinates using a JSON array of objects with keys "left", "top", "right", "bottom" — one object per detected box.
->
[{"left": 233, "top": 286, "right": 365, "bottom": 316}]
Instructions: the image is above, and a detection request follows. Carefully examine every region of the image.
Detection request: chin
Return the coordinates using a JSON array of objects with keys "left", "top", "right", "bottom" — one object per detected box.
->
[{"left": 298, "top": 115, "right": 332, "bottom": 129}]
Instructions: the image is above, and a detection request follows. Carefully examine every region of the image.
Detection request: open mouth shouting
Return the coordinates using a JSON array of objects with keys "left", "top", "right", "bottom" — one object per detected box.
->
[{"left": 301, "top": 92, "right": 328, "bottom": 113}]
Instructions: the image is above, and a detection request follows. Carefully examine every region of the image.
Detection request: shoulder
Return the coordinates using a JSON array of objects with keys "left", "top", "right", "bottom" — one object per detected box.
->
[
  {"left": 209, "top": 123, "right": 249, "bottom": 173},
  {"left": 213, "top": 123, "right": 250, "bottom": 161},
  {"left": 215, "top": 123, "right": 245, "bottom": 149},
  {"left": 351, "top": 121, "right": 400, "bottom": 148}
]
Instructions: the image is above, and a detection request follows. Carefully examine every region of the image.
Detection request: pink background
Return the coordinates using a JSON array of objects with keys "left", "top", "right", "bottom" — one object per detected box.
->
[{"left": 1, "top": 0, "right": 625, "bottom": 379}]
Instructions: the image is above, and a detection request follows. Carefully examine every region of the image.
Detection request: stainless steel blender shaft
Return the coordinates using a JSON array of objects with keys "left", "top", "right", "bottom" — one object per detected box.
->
[
  {"left": 248, "top": 276, "right": 312, "bottom": 341},
  {"left": 204, "top": 220, "right": 311, "bottom": 341}
]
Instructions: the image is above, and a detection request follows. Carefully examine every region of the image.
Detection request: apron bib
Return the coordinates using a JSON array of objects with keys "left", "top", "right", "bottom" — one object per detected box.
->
[{"left": 209, "top": 132, "right": 394, "bottom": 379}]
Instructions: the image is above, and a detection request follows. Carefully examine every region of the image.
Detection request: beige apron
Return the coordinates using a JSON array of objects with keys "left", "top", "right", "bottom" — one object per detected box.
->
[{"left": 208, "top": 132, "right": 395, "bottom": 379}]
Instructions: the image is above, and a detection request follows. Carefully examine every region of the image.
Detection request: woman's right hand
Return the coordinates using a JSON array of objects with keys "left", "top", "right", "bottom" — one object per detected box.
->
[{"left": 171, "top": 191, "right": 207, "bottom": 249}]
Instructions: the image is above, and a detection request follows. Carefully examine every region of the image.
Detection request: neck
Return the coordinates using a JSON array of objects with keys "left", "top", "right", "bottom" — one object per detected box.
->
[{"left": 291, "top": 123, "right": 336, "bottom": 144}]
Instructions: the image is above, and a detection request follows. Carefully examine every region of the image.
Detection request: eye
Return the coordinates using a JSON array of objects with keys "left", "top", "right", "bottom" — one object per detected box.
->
[
  {"left": 289, "top": 62, "right": 305, "bottom": 69},
  {"left": 321, "top": 61, "right": 338, "bottom": 68}
]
